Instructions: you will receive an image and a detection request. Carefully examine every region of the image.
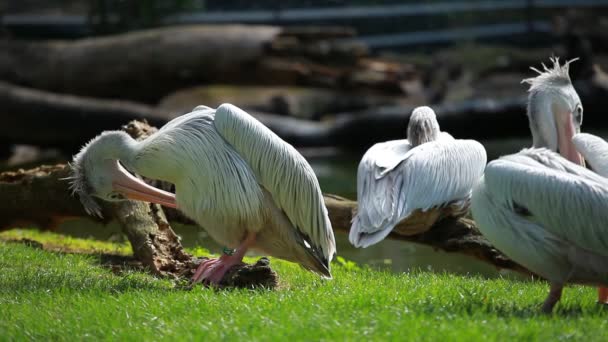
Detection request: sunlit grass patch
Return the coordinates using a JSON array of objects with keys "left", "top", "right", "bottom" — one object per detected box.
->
[
  {"left": 0, "top": 228, "right": 132, "bottom": 255},
  {"left": 0, "top": 229, "right": 607, "bottom": 341}
]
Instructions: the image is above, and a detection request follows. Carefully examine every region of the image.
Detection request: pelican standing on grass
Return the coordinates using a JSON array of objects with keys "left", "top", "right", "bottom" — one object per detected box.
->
[
  {"left": 349, "top": 106, "right": 487, "bottom": 248},
  {"left": 471, "top": 58, "right": 608, "bottom": 312},
  {"left": 69, "top": 103, "right": 336, "bottom": 284}
]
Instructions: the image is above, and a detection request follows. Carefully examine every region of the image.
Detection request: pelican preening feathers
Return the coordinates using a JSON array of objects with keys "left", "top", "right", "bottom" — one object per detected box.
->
[
  {"left": 70, "top": 103, "right": 336, "bottom": 284},
  {"left": 69, "top": 57, "right": 608, "bottom": 313}
]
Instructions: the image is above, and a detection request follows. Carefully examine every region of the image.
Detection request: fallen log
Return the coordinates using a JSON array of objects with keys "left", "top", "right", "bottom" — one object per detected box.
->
[
  {"left": 0, "top": 81, "right": 526, "bottom": 152},
  {"left": 0, "top": 81, "right": 170, "bottom": 152},
  {"left": 157, "top": 85, "right": 402, "bottom": 120},
  {"left": 0, "top": 25, "right": 281, "bottom": 103},
  {"left": 0, "top": 81, "right": 330, "bottom": 151},
  {"left": 0, "top": 25, "right": 412, "bottom": 103},
  {"left": 0, "top": 157, "right": 527, "bottom": 275},
  {"left": 3, "top": 73, "right": 608, "bottom": 155}
]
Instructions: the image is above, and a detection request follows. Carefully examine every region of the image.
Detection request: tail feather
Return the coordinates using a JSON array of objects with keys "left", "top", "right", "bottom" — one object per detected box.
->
[{"left": 349, "top": 215, "right": 394, "bottom": 248}]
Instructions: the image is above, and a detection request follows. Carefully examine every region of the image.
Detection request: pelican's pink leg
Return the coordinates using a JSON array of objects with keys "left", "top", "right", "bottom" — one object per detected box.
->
[
  {"left": 191, "top": 232, "right": 257, "bottom": 285},
  {"left": 192, "top": 258, "right": 222, "bottom": 282},
  {"left": 598, "top": 287, "right": 608, "bottom": 305}
]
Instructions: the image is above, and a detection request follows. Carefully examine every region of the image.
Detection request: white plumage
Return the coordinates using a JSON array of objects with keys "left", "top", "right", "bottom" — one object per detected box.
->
[
  {"left": 472, "top": 145, "right": 608, "bottom": 311},
  {"left": 573, "top": 133, "right": 608, "bottom": 177},
  {"left": 70, "top": 103, "right": 336, "bottom": 283},
  {"left": 473, "top": 148, "right": 608, "bottom": 278},
  {"left": 470, "top": 57, "right": 608, "bottom": 312},
  {"left": 350, "top": 106, "right": 487, "bottom": 248}
]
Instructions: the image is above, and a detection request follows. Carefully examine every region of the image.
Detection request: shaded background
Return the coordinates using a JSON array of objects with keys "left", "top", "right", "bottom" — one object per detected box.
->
[{"left": 2, "top": 0, "right": 608, "bottom": 277}]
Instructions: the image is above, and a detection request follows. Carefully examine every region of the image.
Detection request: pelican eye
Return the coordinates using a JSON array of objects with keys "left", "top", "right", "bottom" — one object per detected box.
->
[
  {"left": 108, "top": 192, "right": 125, "bottom": 200},
  {"left": 574, "top": 104, "right": 583, "bottom": 125}
]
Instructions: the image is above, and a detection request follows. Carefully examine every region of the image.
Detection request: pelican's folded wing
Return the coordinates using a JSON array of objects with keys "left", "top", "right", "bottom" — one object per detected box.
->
[
  {"left": 213, "top": 103, "right": 336, "bottom": 274},
  {"left": 375, "top": 132, "right": 454, "bottom": 178},
  {"left": 484, "top": 148, "right": 608, "bottom": 256},
  {"left": 350, "top": 138, "right": 487, "bottom": 248}
]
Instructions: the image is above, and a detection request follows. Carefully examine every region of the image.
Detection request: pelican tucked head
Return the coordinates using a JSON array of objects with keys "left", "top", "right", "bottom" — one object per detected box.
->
[
  {"left": 523, "top": 57, "right": 584, "bottom": 165},
  {"left": 68, "top": 131, "right": 176, "bottom": 217},
  {"left": 407, "top": 106, "right": 440, "bottom": 146}
]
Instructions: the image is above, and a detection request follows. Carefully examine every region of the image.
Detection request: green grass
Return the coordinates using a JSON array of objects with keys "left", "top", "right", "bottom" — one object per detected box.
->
[{"left": 1, "top": 229, "right": 607, "bottom": 341}]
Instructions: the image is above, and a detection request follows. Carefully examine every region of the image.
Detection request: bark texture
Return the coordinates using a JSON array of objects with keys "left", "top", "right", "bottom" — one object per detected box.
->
[{"left": 2, "top": 163, "right": 527, "bottom": 275}]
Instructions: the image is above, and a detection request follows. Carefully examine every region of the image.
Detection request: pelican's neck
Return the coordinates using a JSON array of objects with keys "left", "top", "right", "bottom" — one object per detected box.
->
[
  {"left": 83, "top": 131, "right": 139, "bottom": 168},
  {"left": 527, "top": 91, "right": 558, "bottom": 151}
]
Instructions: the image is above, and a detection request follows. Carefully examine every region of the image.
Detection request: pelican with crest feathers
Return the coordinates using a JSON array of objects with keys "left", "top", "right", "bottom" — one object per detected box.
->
[
  {"left": 69, "top": 103, "right": 336, "bottom": 284},
  {"left": 349, "top": 106, "right": 487, "bottom": 248},
  {"left": 471, "top": 58, "right": 608, "bottom": 312}
]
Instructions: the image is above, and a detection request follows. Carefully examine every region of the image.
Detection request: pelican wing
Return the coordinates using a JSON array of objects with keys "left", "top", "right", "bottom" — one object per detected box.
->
[
  {"left": 573, "top": 133, "right": 608, "bottom": 177},
  {"left": 213, "top": 103, "right": 336, "bottom": 268},
  {"left": 374, "top": 132, "right": 454, "bottom": 178},
  {"left": 483, "top": 148, "right": 608, "bottom": 257},
  {"left": 350, "top": 138, "right": 487, "bottom": 248}
]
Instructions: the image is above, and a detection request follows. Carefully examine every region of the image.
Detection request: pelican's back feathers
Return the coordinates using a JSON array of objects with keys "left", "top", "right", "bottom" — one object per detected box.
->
[
  {"left": 134, "top": 108, "right": 266, "bottom": 226},
  {"left": 350, "top": 136, "right": 487, "bottom": 247},
  {"left": 481, "top": 148, "right": 608, "bottom": 257},
  {"left": 213, "top": 104, "right": 336, "bottom": 271}
]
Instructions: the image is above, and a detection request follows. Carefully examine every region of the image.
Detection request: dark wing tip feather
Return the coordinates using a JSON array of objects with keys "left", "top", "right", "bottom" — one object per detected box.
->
[{"left": 296, "top": 229, "right": 332, "bottom": 278}]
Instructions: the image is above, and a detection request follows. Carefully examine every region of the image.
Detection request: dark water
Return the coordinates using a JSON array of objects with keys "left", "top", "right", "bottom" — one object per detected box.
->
[{"left": 56, "top": 130, "right": 608, "bottom": 279}]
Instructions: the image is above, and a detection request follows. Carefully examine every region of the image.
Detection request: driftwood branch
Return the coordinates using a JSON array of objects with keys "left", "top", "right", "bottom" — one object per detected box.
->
[
  {"left": 323, "top": 194, "right": 527, "bottom": 273},
  {"left": 0, "top": 160, "right": 526, "bottom": 275}
]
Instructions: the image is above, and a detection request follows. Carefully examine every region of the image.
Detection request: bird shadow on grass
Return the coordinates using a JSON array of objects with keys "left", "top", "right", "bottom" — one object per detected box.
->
[
  {"left": 4, "top": 237, "right": 278, "bottom": 293},
  {"left": 484, "top": 302, "right": 607, "bottom": 318},
  {"left": 401, "top": 278, "right": 608, "bottom": 319},
  {"left": 445, "top": 285, "right": 607, "bottom": 318},
  {"left": 413, "top": 297, "right": 606, "bottom": 319}
]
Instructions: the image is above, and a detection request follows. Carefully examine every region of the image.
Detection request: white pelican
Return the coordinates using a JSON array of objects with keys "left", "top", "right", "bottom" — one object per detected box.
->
[
  {"left": 471, "top": 58, "right": 608, "bottom": 312},
  {"left": 349, "top": 106, "right": 487, "bottom": 248},
  {"left": 69, "top": 103, "right": 336, "bottom": 284}
]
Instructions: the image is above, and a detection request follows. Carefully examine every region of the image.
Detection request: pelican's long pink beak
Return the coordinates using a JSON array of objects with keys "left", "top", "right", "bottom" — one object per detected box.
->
[
  {"left": 556, "top": 110, "right": 584, "bottom": 165},
  {"left": 109, "top": 161, "right": 177, "bottom": 209}
]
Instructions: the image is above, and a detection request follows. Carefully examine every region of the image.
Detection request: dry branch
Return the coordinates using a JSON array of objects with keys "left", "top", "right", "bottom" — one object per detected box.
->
[{"left": 1, "top": 159, "right": 526, "bottom": 275}]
